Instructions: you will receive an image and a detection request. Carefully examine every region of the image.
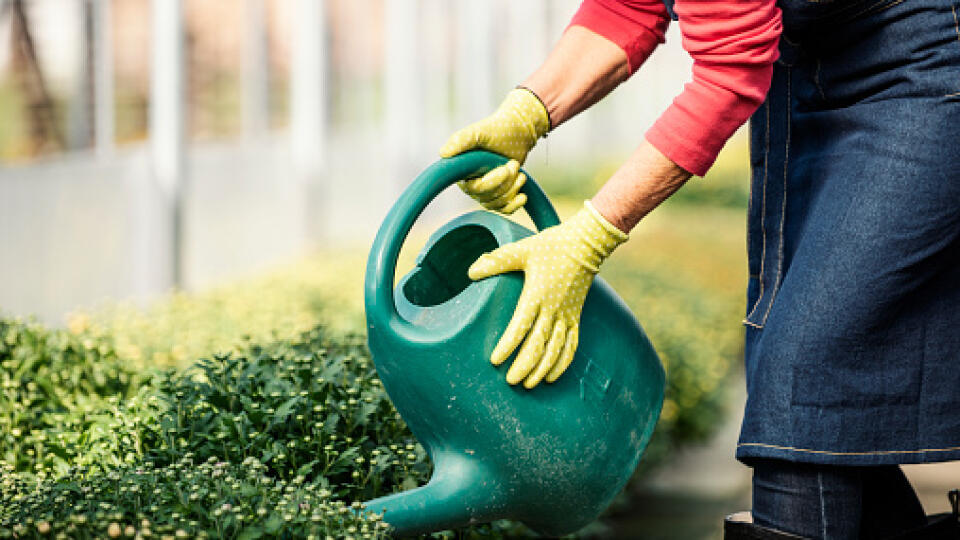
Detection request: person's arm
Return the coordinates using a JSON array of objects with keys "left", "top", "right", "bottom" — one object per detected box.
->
[
  {"left": 523, "top": 0, "right": 670, "bottom": 128},
  {"left": 520, "top": 21, "right": 692, "bottom": 235},
  {"left": 523, "top": 0, "right": 690, "bottom": 233},
  {"left": 528, "top": 0, "right": 782, "bottom": 232},
  {"left": 469, "top": 1, "right": 782, "bottom": 389},
  {"left": 644, "top": 0, "right": 782, "bottom": 177},
  {"left": 591, "top": 140, "right": 691, "bottom": 233},
  {"left": 519, "top": 26, "right": 632, "bottom": 129},
  {"left": 584, "top": 0, "right": 785, "bottom": 230},
  {"left": 437, "top": 26, "right": 637, "bottom": 215},
  {"left": 439, "top": 0, "right": 670, "bottom": 215}
]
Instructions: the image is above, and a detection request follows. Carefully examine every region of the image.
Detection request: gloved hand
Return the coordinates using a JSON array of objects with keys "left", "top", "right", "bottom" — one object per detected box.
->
[
  {"left": 468, "top": 201, "right": 628, "bottom": 388},
  {"left": 439, "top": 88, "right": 551, "bottom": 214}
]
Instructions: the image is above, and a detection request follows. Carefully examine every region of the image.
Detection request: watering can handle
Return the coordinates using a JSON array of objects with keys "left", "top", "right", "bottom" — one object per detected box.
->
[{"left": 365, "top": 151, "right": 561, "bottom": 341}]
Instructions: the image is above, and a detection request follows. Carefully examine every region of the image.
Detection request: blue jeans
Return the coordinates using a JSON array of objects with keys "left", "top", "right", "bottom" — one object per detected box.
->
[{"left": 750, "top": 458, "right": 927, "bottom": 539}]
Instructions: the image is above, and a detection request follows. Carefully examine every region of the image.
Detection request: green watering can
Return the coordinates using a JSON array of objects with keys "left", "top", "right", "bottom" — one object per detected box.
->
[{"left": 363, "top": 151, "right": 665, "bottom": 537}]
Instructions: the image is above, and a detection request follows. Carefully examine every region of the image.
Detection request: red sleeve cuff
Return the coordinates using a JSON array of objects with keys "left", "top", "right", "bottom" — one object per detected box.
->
[
  {"left": 646, "top": 0, "right": 782, "bottom": 176},
  {"left": 646, "top": 62, "right": 775, "bottom": 176},
  {"left": 568, "top": 0, "right": 670, "bottom": 73}
]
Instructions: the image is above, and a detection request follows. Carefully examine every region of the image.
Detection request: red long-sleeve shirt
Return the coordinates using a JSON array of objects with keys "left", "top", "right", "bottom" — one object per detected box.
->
[{"left": 569, "top": 0, "right": 782, "bottom": 176}]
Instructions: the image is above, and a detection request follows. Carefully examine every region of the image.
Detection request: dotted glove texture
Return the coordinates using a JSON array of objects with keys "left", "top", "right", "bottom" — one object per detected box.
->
[
  {"left": 468, "top": 201, "right": 628, "bottom": 388},
  {"left": 439, "top": 88, "right": 550, "bottom": 214}
]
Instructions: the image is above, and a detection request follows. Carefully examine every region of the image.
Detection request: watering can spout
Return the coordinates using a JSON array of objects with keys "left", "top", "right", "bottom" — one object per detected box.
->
[{"left": 364, "top": 454, "right": 496, "bottom": 536}]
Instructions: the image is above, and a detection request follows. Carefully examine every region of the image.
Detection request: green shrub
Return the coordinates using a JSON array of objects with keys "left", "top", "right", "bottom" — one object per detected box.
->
[
  {"left": 0, "top": 458, "right": 387, "bottom": 539},
  {"left": 143, "top": 329, "right": 429, "bottom": 500},
  {"left": 0, "top": 318, "right": 147, "bottom": 476},
  {"left": 0, "top": 326, "right": 414, "bottom": 538},
  {"left": 0, "top": 323, "right": 533, "bottom": 539},
  {"left": 70, "top": 255, "right": 372, "bottom": 371}
]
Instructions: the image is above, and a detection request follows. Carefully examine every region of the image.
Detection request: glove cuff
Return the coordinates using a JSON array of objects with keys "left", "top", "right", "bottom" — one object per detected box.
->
[
  {"left": 584, "top": 200, "right": 629, "bottom": 243},
  {"left": 514, "top": 85, "right": 553, "bottom": 133},
  {"left": 566, "top": 201, "right": 629, "bottom": 273},
  {"left": 502, "top": 88, "right": 551, "bottom": 142}
]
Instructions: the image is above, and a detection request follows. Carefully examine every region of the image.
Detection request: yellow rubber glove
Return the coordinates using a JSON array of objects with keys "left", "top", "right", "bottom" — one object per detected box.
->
[
  {"left": 439, "top": 88, "right": 551, "bottom": 214},
  {"left": 467, "top": 201, "right": 628, "bottom": 388}
]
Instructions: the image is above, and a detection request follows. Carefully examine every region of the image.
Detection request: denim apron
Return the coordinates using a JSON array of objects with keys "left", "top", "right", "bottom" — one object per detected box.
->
[
  {"left": 665, "top": 0, "right": 960, "bottom": 465},
  {"left": 729, "top": 0, "right": 960, "bottom": 466}
]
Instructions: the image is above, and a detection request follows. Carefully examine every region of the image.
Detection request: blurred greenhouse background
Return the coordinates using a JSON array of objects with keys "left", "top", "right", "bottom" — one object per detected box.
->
[
  {"left": 1, "top": 1, "right": 956, "bottom": 539},
  {"left": 0, "top": 0, "right": 697, "bottom": 322}
]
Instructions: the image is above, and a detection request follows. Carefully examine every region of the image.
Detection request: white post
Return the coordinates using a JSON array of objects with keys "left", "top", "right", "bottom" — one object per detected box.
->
[
  {"left": 289, "top": 0, "right": 324, "bottom": 244},
  {"left": 94, "top": 0, "right": 114, "bottom": 156},
  {"left": 504, "top": 0, "right": 549, "bottom": 84},
  {"left": 420, "top": 0, "right": 451, "bottom": 143},
  {"left": 290, "top": 0, "right": 325, "bottom": 180},
  {"left": 69, "top": 0, "right": 93, "bottom": 150},
  {"left": 455, "top": 0, "right": 494, "bottom": 124},
  {"left": 150, "top": 0, "right": 185, "bottom": 287},
  {"left": 384, "top": 0, "right": 421, "bottom": 193},
  {"left": 242, "top": 0, "right": 269, "bottom": 138}
]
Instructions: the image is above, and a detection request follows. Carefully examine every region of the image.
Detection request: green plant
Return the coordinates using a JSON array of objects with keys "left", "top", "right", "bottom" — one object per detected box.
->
[
  {"left": 0, "top": 318, "right": 147, "bottom": 476},
  {"left": 70, "top": 254, "right": 373, "bottom": 370},
  {"left": 143, "top": 329, "right": 430, "bottom": 501},
  {"left": 0, "top": 458, "right": 388, "bottom": 540},
  {"left": 0, "top": 322, "right": 535, "bottom": 539}
]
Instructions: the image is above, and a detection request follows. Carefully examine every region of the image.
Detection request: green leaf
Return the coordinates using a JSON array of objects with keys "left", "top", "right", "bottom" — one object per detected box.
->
[
  {"left": 274, "top": 397, "right": 300, "bottom": 420},
  {"left": 263, "top": 515, "right": 283, "bottom": 534},
  {"left": 322, "top": 412, "right": 340, "bottom": 434},
  {"left": 237, "top": 526, "right": 264, "bottom": 540},
  {"left": 297, "top": 459, "right": 320, "bottom": 477}
]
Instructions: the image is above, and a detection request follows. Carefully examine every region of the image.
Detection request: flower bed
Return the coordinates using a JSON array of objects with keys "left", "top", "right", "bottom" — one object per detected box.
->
[{"left": 2, "top": 323, "right": 532, "bottom": 539}]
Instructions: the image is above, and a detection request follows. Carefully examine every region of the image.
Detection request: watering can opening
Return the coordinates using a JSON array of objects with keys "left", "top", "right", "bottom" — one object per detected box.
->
[{"left": 402, "top": 224, "right": 499, "bottom": 308}]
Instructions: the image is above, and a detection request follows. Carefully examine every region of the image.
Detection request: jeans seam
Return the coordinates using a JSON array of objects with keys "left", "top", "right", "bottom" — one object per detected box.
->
[
  {"left": 953, "top": 3, "right": 960, "bottom": 46},
  {"left": 738, "top": 441, "right": 960, "bottom": 455},
  {"left": 747, "top": 144, "right": 755, "bottom": 275},
  {"left": 759, "top": 67, "right": 792, "bottom": 327},
  {"left": 865, "top": 0, "right": 906, "bottom": 16},
  {"left": 782, "top": 33, "right": 801, "bottom": 47},
  {"left": 847, "top": 0, "right": 905, "bottom": 21},
  {"left": 819, "top": 471, "right": 827, "bottom": 540},
  {"left": 806, "top": 0, "right": 896, "bottom": 19},
  {"left": 744, "top": 98, "right": 772, "bottom": 327},
  {"left": 915, "top": 323, "right": 926, "bottom": 460},
  {"left": 814, "top": 59, "right": 827, "bottom": 102},
  {"left": 941, "top": 4, "right": 960, "bottom": 98}
]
